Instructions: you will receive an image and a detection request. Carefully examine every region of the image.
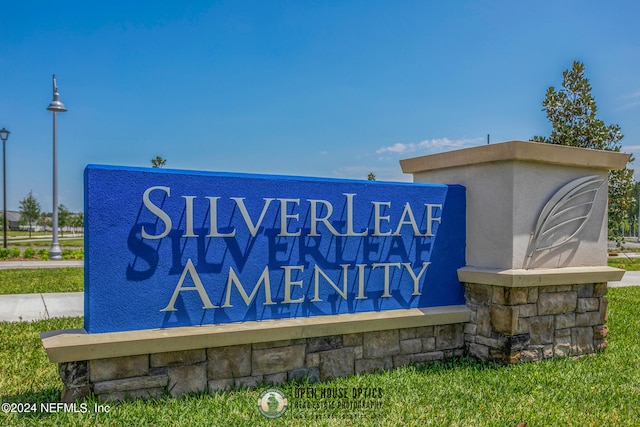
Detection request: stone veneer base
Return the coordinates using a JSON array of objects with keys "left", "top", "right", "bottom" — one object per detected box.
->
[
  {"left": 460, "top": 266, "right": 623, "bottom": 364},
  {"left": 42, "top": 306, "right": 470, "bottom": 402}
]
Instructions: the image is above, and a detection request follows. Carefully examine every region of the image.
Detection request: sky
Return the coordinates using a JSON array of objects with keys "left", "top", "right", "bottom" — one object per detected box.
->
[{"left": 1, "top": 0, "right": 640, "bottom": 213}]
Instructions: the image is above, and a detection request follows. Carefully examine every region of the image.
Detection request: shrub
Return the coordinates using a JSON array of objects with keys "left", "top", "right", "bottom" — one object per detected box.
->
[
  {"left": 37, "top": 249, "right": 49, "bottom": 260},
  {"left": 9, "top": 248, "right": 20, "bottom": 259},
  {"left": 0, "top": 248, "right": 9, "bottom": 260},
  {"left": 61, "top": 249, "right": 84, "bottom": 260},
  {"left": 23, "top": 247, "right": 36, "bottom": 259}
]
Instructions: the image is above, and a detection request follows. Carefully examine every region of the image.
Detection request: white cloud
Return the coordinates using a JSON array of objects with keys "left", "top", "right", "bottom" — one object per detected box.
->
[
  {"left": 376, "top": 137, "right": 484, "bottom": 157},
  {"left": 331, "top": 136, "right": 485, "bottom": 183},
  {"left": 616, "top": 91, "right": 640, "bottom": 111}
]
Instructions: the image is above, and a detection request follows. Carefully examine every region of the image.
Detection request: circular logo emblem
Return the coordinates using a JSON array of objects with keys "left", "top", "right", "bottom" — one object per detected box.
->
[{"left": 257, "top": 388, "right": 288, "bottom": 419}]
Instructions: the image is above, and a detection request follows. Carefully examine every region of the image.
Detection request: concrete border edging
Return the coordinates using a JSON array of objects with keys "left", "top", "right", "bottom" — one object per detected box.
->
[{"left": 458, "top": 266, "right": 625, "bottom": 288}]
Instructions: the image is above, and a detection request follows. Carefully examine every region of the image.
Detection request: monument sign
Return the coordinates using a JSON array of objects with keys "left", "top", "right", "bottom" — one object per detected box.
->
[
  {"left": 41, "top": 141, "right": 627, "bottom": 403},
  {"left": 84, "top": 165, "right": 466, "bottom": 333}
]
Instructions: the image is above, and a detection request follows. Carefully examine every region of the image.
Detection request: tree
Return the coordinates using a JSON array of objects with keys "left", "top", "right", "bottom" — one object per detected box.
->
[
  {"left": 58, "top": 204, "right": 71, "bottom": 237},
  {"left": 151, "top": 156, "right": 166, "bottom": 168},
  {"left": 532, "top": 61, "right": 634, "bottom": 246},
  {"left": 367, "top": 172, "right": 376, "bottom": 181},
  {"left": 71, "top": 212, "right": 84, "bottom": 236},
  {"left": 19, "top": 191, "right": 41, "bottom": 238},
  {"left": 39, "top": 212, "right": 52, "bottom": 231},
  {"left": 626, "top": 182, "right": 640, "bottom": 231}
]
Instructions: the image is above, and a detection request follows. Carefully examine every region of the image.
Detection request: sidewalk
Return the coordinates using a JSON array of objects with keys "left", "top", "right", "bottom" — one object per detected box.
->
[
  {"left": 0, "top": 260, "right": 83, "bottom": 270},
  {"left": 607, "top": 270, "right": 640, "bottom": 288},
  {"left": 0, "top": 292, "right": 83, "bottom": 322}
]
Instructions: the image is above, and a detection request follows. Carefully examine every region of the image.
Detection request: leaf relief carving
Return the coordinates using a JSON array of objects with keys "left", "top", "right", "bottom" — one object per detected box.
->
[{"left": 526, "top": 175, "right": 604, "bottom": 268}]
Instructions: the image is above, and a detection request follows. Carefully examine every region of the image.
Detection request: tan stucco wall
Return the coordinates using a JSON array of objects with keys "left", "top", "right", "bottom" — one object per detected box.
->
[{"left": 401, "top": 141, "right": 629, "bottom": 270}]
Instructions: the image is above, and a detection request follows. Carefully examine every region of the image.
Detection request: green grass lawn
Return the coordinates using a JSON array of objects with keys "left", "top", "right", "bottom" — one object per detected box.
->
[
  {"left": 0, "top": 287, "right": 639, "bottom": 426},
  {"left": 5, "top": 231, "right": 52, "bottom": 238},
  {"left": 608, "top": 256, "right": 640, "bottom": 271},
  {"left": 0, "top": 269, "right": 83, "bottom": 295},
  {"left": 8, "top": 238, "right": 84, "bottom": 248}
]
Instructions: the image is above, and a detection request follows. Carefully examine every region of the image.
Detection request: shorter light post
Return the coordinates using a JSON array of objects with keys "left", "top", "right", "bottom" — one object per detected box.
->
[{"left": 0, "top": 128, "right": 10, "bottom": 249}]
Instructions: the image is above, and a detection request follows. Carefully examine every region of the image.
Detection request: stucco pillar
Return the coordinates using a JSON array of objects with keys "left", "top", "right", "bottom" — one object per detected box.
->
[{"left": 400, "top": 140, "right": 628, "bottom": 363}]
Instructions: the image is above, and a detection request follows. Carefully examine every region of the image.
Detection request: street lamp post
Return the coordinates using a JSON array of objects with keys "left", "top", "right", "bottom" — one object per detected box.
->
[
  {"left": 47, "top": 75, "right": 67, "bottom": 260},
  {"left": 0, "top": 128, "right": 10, "bottom": 249}
]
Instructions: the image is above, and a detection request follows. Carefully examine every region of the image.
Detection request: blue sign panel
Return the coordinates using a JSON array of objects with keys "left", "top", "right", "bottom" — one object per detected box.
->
[{"left": 84, "top": 165, "right": 465, "bottom": 333}]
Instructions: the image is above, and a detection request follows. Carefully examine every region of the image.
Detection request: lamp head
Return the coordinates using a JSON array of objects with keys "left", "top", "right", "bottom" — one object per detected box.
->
[
  {"left": 0, "top": 128, "right": 9, "bottom": 143},
  {"left": 46, "top": 75, "right": 67, "bottom": 112}
]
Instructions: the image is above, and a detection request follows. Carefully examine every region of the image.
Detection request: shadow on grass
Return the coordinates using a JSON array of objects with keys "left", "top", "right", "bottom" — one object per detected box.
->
[{"left": 412, "top": 354, "right": 503, "bottom": 374}]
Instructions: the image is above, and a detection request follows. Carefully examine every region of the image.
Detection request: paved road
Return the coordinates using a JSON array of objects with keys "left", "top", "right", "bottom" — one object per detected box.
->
[{"left": 0, "top": 260, "right": 638, "bottom": 322}]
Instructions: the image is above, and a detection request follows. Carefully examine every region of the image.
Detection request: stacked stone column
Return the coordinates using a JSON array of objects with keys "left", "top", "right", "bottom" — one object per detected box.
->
[{"left": 463, "top": 281, "right": 608, "bottom": 364}]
